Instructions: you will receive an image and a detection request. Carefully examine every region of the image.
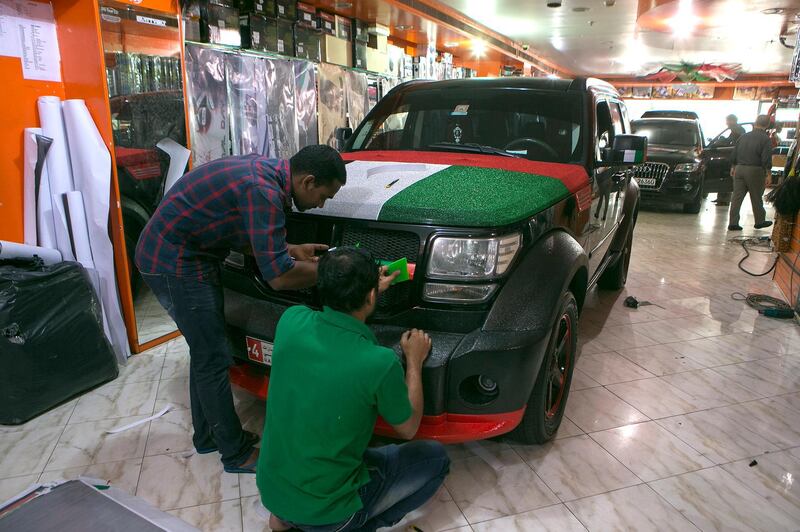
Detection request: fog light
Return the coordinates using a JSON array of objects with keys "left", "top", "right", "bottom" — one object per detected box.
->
[
  {"left": 684, "top": 183, "right": 693, "bottom": 191},
  {"left": 478, "top": 375, "right": 497, "bottom": 393}
]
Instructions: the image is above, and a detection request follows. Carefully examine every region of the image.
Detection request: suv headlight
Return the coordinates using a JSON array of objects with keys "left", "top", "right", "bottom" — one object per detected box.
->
[
  {"left": 427, "top": 233, "right": 521, "bottom": 280},
  {"left": 674, "top": 162, "right": 699, "bottom": 173}
]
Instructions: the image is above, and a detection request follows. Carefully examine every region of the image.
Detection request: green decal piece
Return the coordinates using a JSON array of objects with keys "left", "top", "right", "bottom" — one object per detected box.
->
[
  {"left": 378, "top": 166, "right": 570, "bottom": 227},
  {"left": 379, "top": 258, "right": 410, "bottom": 285}
]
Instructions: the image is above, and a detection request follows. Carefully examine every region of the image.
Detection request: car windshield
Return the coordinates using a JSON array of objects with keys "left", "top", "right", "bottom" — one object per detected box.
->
[
  {"left": 631, "top": 120, "right": 699, "bottom": 147},
  {"left": 347, "top": 86, "right": 585, "bottom": 164}
]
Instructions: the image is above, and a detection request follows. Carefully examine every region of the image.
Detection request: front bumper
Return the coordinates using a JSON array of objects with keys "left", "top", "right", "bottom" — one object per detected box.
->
[
  {"left": 638, "top": 171, "right": 702, "bottom": 203},
  {"left": 224, "top": 288, "right": 549, "bottom": 443}
]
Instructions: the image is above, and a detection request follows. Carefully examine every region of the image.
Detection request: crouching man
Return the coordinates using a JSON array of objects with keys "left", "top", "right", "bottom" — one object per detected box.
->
[{"left": 257, "top": 247, "right": 450, "bottom": 532}]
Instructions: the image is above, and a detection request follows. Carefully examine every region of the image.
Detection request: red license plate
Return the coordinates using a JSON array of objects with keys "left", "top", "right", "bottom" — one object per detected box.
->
[{"left": 245, "top": 336, "right": 273, "bottom": 366}]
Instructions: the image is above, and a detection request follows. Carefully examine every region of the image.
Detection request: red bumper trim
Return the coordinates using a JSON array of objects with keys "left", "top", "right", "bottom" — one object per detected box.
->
[{"left": 229, "top": 365, "right": 524, "bottom": 444}]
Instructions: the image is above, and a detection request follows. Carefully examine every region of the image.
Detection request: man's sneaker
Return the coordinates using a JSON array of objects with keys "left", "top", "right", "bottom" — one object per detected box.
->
[
  {"left": 728, "top": 225, "right": 743, "bottom": 231},
  {"left": 754, "top": 221, "right": 773, "bottom": 229}
]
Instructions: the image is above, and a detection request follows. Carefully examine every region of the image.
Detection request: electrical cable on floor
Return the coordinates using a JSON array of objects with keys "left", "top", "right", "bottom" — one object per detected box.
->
[{"left": 729, "top": 236, "right": 797, "bottom": 320}]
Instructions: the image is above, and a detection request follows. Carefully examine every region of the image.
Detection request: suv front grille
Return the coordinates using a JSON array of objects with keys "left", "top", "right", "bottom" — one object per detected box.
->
[
  {"left": 633, "top": 162, "right": 670, "bottom": 189},
  {"left": 341, "top": 226, "right": 420, "bottom": 313}
]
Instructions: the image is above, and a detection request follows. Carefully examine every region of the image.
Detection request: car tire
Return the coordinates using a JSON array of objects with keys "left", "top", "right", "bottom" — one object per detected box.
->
[
  {"left": 508, "top": 291, "right": 578, "bottom": 445},
  {"left": 598, "top": 225, "right": 633, "bottom": 291},
  {"left": 682, "top": 183, "right": 704, "bottom": 214}
]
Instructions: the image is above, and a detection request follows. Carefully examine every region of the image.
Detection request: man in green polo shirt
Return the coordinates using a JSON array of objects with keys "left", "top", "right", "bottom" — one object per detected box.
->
[{"left": 257, "top": 247, "right": 450, "bottom": 532}]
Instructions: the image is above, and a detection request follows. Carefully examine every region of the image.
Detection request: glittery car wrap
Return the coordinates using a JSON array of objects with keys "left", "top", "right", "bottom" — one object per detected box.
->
[
  {"left": 379, "top": 165, "right": 569, "bottom": 226},
  {"left": 305, "top": 154, "right": 579, "bottom": 226}
]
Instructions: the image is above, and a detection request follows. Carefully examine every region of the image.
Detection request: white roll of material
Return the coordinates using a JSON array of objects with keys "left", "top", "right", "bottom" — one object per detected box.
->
[
  {"left": 157, "top": 137, "right": 191, "bottom": 196},
  {"left": 23, "top": 129, "right": 39, "bottom": 246},
  {"left": 62, "top": 99, "right": 131, "bottom": 363},
  {"left": 37, "top": 96, "right": 76, "bottom": 261},
  {"left": 0, "top": 240, "right": 62, "bottom": 265},
  {"left": 63, "top": 191, "right": 95, "bottom": 270}
]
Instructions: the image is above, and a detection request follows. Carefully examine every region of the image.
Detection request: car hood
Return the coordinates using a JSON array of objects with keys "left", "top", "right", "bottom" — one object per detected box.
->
[
  {"left": 300, "top": 151, "right": 590, "bottom": 227},
  {"left": 646, "top": 144, "right": 699, "bottom": 166}
]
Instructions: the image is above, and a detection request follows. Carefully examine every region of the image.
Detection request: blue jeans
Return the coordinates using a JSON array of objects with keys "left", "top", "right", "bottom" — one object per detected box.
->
[
  {"left": 140, "top": 272, "right": 253, "bottom": 469},
  {"left": 285, "top": 441, "right": 450, "bottom": 532}
]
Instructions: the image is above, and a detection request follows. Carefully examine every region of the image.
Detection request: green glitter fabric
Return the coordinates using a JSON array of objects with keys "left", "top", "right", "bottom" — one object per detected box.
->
[{"left": 378, "top": 166, "right": 569, "bottom": 227}]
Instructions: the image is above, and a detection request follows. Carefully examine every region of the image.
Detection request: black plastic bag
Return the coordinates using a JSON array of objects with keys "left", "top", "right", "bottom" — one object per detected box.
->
[{"left": 0, "top": 260, "right": 119, "bottom": 425}]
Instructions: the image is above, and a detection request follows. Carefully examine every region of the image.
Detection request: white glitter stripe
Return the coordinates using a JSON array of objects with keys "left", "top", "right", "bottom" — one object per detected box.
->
[{"left": 302, "top": 160, "right": 450, "bottom": 220}]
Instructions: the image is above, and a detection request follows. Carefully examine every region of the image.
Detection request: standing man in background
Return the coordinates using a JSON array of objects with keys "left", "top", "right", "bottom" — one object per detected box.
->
[
  {"left": 728, "top": 115, "right": 773, "bottom": 231},
  {"left": 714, "top": 114, "right": 747, "bottom": 206},
  {"left": 135, "top": 145, "right": 346, "bottom": 474}
]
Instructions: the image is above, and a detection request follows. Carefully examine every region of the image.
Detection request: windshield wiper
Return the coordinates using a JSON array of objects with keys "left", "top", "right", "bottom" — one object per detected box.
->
[{"left": 426, "top": 142, "right": 521, "bottom": 158}]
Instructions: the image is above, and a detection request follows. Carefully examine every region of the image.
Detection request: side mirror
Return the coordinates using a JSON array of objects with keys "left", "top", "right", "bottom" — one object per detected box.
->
[
  {"left": 609, "top": 134, "right": 647, "bottom": 165},
  {"left": 335, "top": 127, "right": 353, "bottom": 142}
]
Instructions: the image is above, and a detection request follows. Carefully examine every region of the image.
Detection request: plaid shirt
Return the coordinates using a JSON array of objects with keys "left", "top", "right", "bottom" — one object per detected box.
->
[{"left": 135, "top": 155, "right": 294, "bottom": 282}]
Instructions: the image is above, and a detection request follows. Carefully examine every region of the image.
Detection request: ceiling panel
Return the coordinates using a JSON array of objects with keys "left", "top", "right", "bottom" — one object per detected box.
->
[{"left": 439, "top": 0, "right": 799, "bottom": 75}]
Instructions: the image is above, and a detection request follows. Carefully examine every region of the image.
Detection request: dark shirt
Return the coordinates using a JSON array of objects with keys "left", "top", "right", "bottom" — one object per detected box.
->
[
  {"left": 731, "top": 129, "right": 772, "bottom": 171},
  {"left": 135, "top": 155, "right": 294, "bottom": 282},
  {"left": 729, "top": 124, "right": 746, "bottom": 142}
]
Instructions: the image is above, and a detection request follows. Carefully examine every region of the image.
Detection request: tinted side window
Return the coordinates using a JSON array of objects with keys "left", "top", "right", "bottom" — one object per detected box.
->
[
  {"left": 597, "top": 101, "right": 614, "bottom": 157},
  {"left": 610, "top": 102, "right": 625, "bottom": 135}
]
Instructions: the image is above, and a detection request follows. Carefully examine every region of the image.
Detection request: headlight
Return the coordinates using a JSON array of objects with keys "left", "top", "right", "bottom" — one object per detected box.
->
[
  {"left": 427, "top": 234, "right": 521, "bottom": 280},
  {"left": 423, "top": 283, "right": 498, "bottom": 304},
  {"left": 674, "top": 162, "right": 699, "bottom": 173}
]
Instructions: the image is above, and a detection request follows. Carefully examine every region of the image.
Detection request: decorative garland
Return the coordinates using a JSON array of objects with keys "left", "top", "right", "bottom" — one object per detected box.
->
[{"left": 644, "top": 62, "right": 742, "bottom": 83}]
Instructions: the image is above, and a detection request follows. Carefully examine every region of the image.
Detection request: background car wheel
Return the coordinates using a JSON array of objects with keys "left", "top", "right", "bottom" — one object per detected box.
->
[
  {"left": 682, "top": 183, "right": 704, "bottom": 214},
  {"left": 598, "top": 226, "right": 633, "bottom": 290},
  {"left": 508, "top": 291, "right": 578, "bottom": 445}
]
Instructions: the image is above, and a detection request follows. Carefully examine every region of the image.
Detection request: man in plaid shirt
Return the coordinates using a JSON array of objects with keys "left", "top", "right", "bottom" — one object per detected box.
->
[{"left": 135, "top": 145, "right": 346, "bottom": 474}]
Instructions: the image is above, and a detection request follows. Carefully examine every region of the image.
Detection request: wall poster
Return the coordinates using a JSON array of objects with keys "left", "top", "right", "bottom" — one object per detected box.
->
[
  {"left": 185, "top": 44, "right": 231, "bottom": 164},
  {"left": 226, "top": 53, "right": 267, "bottom": 156},
  {"left": 344, "top": 70, "right": 369, "bottom": 130},
  {"left": 263, "top": 58, "right": 298, "bottom": 159},
  {"left": 317, "top": 62, "right": 347, "bottom": 147},
  {"left": 293, "top": 60, "right": 318, "bottom": 150}
]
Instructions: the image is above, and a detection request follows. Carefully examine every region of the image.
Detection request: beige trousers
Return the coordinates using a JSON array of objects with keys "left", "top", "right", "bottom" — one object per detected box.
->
[{"left": 729, "top": 165, "right": 767, "bottom": 226}]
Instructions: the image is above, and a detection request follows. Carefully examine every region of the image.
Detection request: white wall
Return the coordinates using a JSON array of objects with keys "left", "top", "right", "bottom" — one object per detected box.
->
[{"left": 624, "top": 99, "right": 761, "bottom": 143}]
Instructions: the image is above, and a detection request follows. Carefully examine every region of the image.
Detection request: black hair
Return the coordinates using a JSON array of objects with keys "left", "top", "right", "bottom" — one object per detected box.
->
[
  {"left": 726, "top": 114, "right": 738, "bottom": 122},
  {"left": 318, "top": 247, "right": 380, "bottom": 313},
  {"left": 290, "top": 145, "right": 346, "bottom": 187},
  {"left": 755, "top": 114, "right": 770, "bottom": 128}
]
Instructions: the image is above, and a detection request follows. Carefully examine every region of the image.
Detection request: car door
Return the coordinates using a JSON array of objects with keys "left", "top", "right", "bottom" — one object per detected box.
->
[
  {"left": 702, "top": 123, "right": 753, "bottom": 193},
  {"left": 588, "top": 99, "right": 627, "bottom": 276}
]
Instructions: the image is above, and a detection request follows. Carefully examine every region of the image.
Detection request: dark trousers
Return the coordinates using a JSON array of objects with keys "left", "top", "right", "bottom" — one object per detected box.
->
[
  {"left": 141, "top": 273, "right": 252, "bottom": 468},
  {"left": 285, "top": 441, "right": 451, "bottom": 532},
  {"left": 729, "top": 164, "right": 768, "bottom": 226}
]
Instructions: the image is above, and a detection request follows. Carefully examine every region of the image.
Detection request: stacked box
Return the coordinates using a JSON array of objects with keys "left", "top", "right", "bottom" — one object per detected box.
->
[
  {"left": 368, "top": 33, "right": 387, "bottom": 52},
  {"left": 294, "top": 23, "right": 321, "bottom": 61},
  {"left": 296, "top": 2, "right": 316, "bottom": 26},
  {"left": 335, "top": 15, "right": 351, "bottom": 41},
  {"left": 322, "top": 34, "right": 351, "bottom": 67},
  {"left": 318, "top": 10, "right": 335, "bottom": 35},
  {"left": 353, "top": 42, "right": 367, "bottom": 69},
  {"left": 240, "top": 13, "right": 271, "bottom": 51},
  {"left": 276, "top": 17, "right": 294, "bottom": 55},
  {"left": 238, "top": 0, "right": 276, "bottom": 17},
  {"left": 182, "top": 1, "right": 203, "bottom": 41},
  {"left": 353, "top": 19, "right": 369, "bottom": 43},
  {"left": 202, "top": 2, "right": 241, "bottom": 46},
  {"left": 275, "top": 0, "right": 295, "bottom": 19}
]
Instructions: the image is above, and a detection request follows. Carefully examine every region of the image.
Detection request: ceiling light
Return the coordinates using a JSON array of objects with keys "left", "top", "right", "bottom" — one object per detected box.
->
[
  {"left": 573, "top": 6, "right": 589, "bottom": 12},
  {"left": 762, "top": 7, "right": 785, "bottom": 14},
  {"left": 444, "top": 41, "right": 460, "bottom": 48},
  {"left": 334, "top": 2, "right": 352, "bottom": 8},
  {"left": 547, "top": 1, "right": 562, "bottom": 7},
  {"left": 472, "top": 39, "right": 487, "bottom": 57},
  {"left": 394, "top": 25, "right": 412, "bottom": 31},
  {"left": 668, "top": 0, "right": 700, "bottom": 39},
  {"left": 604, "top": 0, "right": 615, "bottom": 5}
]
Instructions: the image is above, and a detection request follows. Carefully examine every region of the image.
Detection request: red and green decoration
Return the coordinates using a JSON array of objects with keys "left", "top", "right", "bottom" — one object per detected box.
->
[{"left": 645, "top": 62, "right": 741, "bottom": 83}]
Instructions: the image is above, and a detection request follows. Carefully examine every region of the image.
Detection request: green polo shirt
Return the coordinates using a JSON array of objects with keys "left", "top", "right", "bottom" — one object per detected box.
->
[{"left": 256, "top": 305, "right": 412, "bottom": 525}]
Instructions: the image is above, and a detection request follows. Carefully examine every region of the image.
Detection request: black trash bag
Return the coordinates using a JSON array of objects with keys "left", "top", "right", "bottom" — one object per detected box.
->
[{"left": 0, "top": 260, "right": 119, "bottom": 425}]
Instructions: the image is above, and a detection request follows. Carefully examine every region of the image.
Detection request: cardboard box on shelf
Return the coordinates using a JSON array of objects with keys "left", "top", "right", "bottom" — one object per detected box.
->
[
  {"left": 335, "top": 15, "right": 352, "bottom": 41},
  {"left": 353, "top": 42, "right": 367, "bottom": 70},
  {"left": 203, "top": 3, "right": 241, "bottom": 46},
  {"left": 276, "top": 17, "right": 294, "bottom": 55},
  {"left": 353, "top": 19, "right": 369, "bottom": 43},
  {"left": 296, "top": 2, "right": 316, "bottom": 27},
  {"left": 322, "top": 34, "right": 352, "bottom": 67},
  {"left": 368, "top": 33, "right": 387, "bottom": 53},
  {"left": 318, "top": 10, "right": 335, "bottom": 35},
  {"left": 366, "top": 47, "right": 387, "bottom": 74},
  {"left": 294, "top": 23, "right": 321, "bottom": 61},
  {"left": 238, "top": 0, "right": 276, "bottom": 18},
  {"left": 240, "top": 13, "right": 271, "bottom": 51},
  {"left": 182, "top": 1, "right": 202, "bottom": 41},
  {"left": 275, "top": 0, "right": 296, "bottom": 19}
]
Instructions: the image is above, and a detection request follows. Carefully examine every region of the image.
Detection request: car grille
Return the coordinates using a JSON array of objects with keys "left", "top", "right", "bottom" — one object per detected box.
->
[
  {"left": 633, "top": 162, "right": 670, "bottom": 189},
  {"left": 341, "top": 226, "right": 420, "bottom": 313}
]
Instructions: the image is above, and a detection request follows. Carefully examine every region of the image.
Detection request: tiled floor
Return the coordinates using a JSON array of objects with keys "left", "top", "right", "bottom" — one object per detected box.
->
[{"left": 3, "top": 199, "right": 800, "bottom": 531}]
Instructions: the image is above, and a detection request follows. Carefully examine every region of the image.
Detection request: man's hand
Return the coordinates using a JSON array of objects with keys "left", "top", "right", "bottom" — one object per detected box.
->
[
  {"left": 730, "top": 168, "right": 735, "bottom": 177},
  {"left": 288, "top": 243, "right": 328, "bottom": 262},
  {"left": 378, "top": 266, "right": 400, "bottom": 293},
  {"left": 401, "top": 329, "right": 431, "bottom": 370}
]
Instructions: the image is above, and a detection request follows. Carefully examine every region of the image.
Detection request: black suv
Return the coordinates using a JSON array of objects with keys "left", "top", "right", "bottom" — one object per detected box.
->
[{"left": 224, "top": 77, "right": 645, "bottom": 444}]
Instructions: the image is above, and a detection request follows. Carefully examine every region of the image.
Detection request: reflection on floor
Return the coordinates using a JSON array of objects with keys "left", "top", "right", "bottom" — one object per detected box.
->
[
  {"left": 135, "top": 284, "right": 178, "bottom": 344},
  {"left": 2, "top": 199, "right": 799, "bottom": 531}
]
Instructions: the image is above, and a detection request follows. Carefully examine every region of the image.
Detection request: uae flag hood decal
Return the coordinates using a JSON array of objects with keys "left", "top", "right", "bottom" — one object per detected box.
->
[{"left": 302, "top": 151, "right": 590, "bottom": 227}]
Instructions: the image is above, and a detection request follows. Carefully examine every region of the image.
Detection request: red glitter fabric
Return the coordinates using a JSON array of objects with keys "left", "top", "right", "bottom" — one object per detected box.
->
[{"left": 342, "top": 150, "right": 590, "bottom": 193}]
